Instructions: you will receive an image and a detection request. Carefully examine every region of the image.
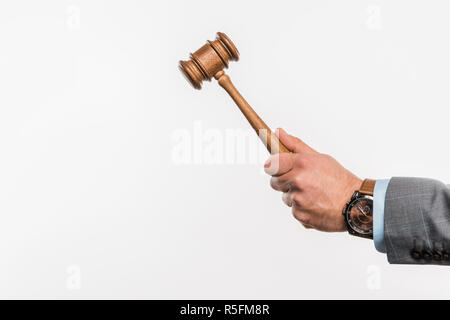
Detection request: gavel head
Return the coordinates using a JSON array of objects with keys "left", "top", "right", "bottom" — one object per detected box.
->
[{"left": 179, "top": 32, "right": 239, "bottom": 89}]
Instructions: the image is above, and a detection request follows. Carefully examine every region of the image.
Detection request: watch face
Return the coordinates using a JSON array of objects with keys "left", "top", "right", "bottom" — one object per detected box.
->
[{"left": 346, "top": 195, "right": 373, "bottom": 235}]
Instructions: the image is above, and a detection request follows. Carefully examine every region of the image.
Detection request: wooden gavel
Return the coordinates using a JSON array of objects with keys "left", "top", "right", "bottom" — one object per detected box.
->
[{"left": 179, "top": 32, "right": 289, "bottom": 154}]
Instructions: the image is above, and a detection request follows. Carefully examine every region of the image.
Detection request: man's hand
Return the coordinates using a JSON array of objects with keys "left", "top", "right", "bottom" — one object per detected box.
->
[{"left": 264, "top": 128, "right": 362, "bottom": 232}]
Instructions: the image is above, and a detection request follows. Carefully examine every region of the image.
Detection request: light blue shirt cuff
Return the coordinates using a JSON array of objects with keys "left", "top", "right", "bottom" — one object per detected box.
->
[{"left": 373, "top": 179, "right": 391, "bottom": 253}]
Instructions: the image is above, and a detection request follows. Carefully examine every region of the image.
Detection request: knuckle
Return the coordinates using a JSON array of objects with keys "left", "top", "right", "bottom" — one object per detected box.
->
[
  {"left": 293, "top": 174, "right": 303, "bottom": 188},
  {"left": 294, "top": 176, "right": 302, "bottom": 188},
  {"left": 294, "top": 155, "right": 308, "bottom": 167},
  {"left": 294, "top": 174, "right": 312, "bottom": 190},
  {"left": 297, "top": 171, "right": 315, "bottom": 190}
]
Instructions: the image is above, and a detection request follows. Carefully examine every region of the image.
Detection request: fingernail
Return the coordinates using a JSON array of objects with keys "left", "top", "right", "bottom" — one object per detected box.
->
[{"left": 264, "top": 159, "right": 271, "bottom": 168}]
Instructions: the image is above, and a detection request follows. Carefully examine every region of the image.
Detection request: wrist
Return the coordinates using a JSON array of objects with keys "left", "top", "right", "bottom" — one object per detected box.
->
[
  {"left": 347, "top": 178, "right": 364, "bottom": 197},
  {"left": 342, "top": 177, "right": 363, "bottom": 210}
]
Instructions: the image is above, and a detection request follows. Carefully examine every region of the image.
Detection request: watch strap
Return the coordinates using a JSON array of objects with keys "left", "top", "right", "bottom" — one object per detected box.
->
[{"left": 359, "top": 179, "right": 375, "bottom": 196}]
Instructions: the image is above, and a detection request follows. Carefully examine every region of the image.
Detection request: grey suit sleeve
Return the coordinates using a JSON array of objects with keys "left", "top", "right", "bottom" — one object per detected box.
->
[{"left": 384, "top": 177, "right": 450, "bottom": 265}]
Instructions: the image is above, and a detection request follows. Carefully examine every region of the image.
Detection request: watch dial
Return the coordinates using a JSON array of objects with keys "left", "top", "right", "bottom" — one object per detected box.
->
[{"left": 348, "top": 197, "right": 373, "bottom": 234}]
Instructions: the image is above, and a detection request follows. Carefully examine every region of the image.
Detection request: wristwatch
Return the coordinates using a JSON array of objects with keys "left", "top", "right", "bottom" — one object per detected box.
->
[{"left": 342, "top": 179, "right": 375, "bottom": 239}]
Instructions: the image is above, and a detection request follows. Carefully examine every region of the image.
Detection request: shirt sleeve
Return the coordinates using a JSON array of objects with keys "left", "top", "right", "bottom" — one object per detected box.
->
[{"left": 373, "top": 179, "right": 391, "bottom": 253}]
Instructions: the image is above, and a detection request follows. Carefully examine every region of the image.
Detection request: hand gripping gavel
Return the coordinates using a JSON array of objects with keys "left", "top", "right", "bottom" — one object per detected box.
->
[{"left": 179, "top": 32, "right": 289, "bottom": 154}]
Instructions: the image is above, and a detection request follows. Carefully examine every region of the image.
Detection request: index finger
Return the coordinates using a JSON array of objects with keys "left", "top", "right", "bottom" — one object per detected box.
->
[{"left": 264, "top": 152, "right": 294, "bottom": 176}]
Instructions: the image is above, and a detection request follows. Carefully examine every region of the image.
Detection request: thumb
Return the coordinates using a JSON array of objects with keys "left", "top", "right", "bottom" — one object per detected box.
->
[{"left": 275, "top": 128, "right": 316, "bottom": 154}]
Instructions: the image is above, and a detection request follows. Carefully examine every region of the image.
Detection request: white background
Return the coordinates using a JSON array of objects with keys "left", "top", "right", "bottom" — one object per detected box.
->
[{"left": 0, "top": 0, "right": 449, "bottom": 299}]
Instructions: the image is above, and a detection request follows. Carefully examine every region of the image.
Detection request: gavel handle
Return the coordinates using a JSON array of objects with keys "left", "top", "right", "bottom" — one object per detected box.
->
[{"left": 214, "top": 71, "right": 290, "bottom": 154}]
